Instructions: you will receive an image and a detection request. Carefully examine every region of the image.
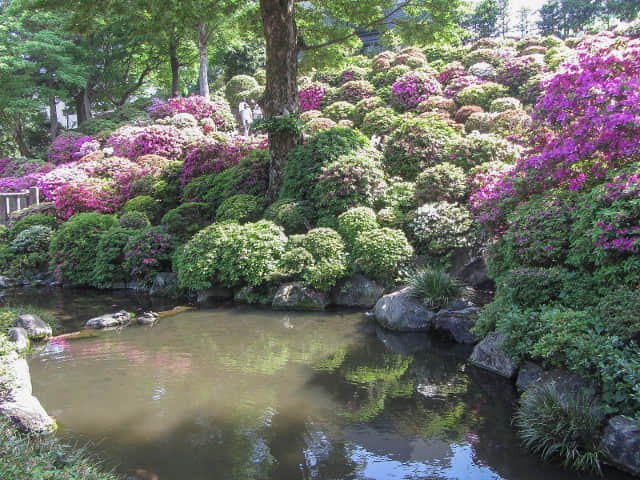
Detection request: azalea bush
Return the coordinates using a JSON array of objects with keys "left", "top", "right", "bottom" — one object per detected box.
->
[
  {"left": 352, "top": 227, "right": 413, "bottom": 282},
  {"left": 410, "top": 201, "right": 474, "bottom": 255},
  {"left": 415, "top": 163, "right": 468, "bottom": 203},
  {"left": 457, "top": 82, "right": 508, "bottom": 110},
  {"left": 360, "top": 107, "right": 398, "bottom": 137},
  {"left": 337, "top": 206, "right": 379, "bottom": 245},
  {"left": 338, "top": 80, "right": 374, "bottom": 104},
  {"left": 216, "top": 193, "right": 265, "bottom": 224},
  {"left": 123, "top": 227, "right": 174, "bottom": 286},
  {"left": 264, "top": 199, "right": 316, "bottom": 234},
  {"left": 351, "top": 96, "right": 385, "bottom": 127},
  {"left": 323, "top": 101, "right": 355, "bottom": 122},
  {"left": 161, "top": 202, "right": 211, "bottom": 241},
  {"left": 448, "top": 132, "right": 522, "bottom": 170},
  {"left": 299, "top": 82, "right": 327, "bottom": 111},
  {"left": 391, "top": 71, "right": 442, "bottom": 110},
  {"left": 48, "top": 133, "right": 98, "bottom": 165}
]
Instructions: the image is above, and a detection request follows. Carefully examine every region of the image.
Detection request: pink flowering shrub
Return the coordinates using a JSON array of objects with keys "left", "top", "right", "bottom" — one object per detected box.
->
[
  {"left": 443, "top": 75, "right": 483, "bottom": 100},
  {"left": 438, "top": 61, "right": 466, "bottom": 85},
  {"left": 338, "top": 80, "right": 374, "bottom": 104},
  {"left": 496, "top": 55, "right": 546, "bottom": 96},
  {"left": 127, "top": 125, "right": 187, "bottom": 161},
  {"left": 123, "top": 227, "right": 174, "bottom": 286},
  {"left": 48, "top": 132, "right": 97, "bottom": 165},
  {"left": 181, "top": 134, "right": 267, "bottom": 185},
  {"left": 336, "top": 66, "right": 368, "bottom": 86},
  {"left": 299, "top": 82, "right": 327, "bottom": 111},
  {"left": 391, "top": 71, "right": 442, "bottom": 110},
  {"left": 147, "top": 95, "right": 235, "bottom": 130},
  {"left": 0, "top": 158, "right": 54, "bottom": 193}
]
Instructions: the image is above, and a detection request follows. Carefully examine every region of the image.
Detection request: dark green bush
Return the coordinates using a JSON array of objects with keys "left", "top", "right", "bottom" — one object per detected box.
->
[
  {"left": 415, "top": 163, "right": 468, "bottom": 204},
  {"left": 447, "top": 132, "right": 522, "bottom": 171},
  {"left": 161, "top": 202, "right": 212, "bottom": 241},
  {"left": 263, "top": 199, "right": 316, "bottom": 234},
  {"left": 92, "top": 227, "right": 133, "bottom": 288},
  {"left": 123, "top": 227, "right": 175, "bottom": 286},
  {"left": 121, "top": 195, "right": 163, "bottom": 224},
  {"left": 8, "top": 214, "right": 58, "bottom": 242},
  {"left": 280, "top": 128, "right": 370, "bottom": 202},
  {"left": 118, "top": 211, "right": 150, "bottom": 229},
  {"left": 49, "top": 213, "right": 117, "bottom": 285},
  {"left": 216, "top": 194, "right": 265, "bottom": 224}
]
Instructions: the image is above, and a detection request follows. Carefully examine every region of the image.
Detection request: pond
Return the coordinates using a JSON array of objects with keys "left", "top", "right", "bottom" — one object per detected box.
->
[{"left": 20, "top": 292, "right": 631, "bottom": 480}]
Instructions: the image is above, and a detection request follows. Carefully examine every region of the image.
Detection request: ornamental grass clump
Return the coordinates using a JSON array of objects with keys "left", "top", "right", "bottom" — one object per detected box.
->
[
  {"left": 514, "top": 383, "right": 606, "bottom": 474},
  {"left": 407, "top": 268, "right": 463, "bottom": 310}
]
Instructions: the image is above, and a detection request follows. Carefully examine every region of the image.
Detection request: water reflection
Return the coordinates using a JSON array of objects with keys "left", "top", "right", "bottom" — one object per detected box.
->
[{"left": 26, "top": 307, "right": 633, "bottom": 480}]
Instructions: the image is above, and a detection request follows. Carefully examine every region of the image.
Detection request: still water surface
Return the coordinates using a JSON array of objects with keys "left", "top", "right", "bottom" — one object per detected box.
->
[{"left": 23, "top": 298, "right": 631, "bottom": 480}]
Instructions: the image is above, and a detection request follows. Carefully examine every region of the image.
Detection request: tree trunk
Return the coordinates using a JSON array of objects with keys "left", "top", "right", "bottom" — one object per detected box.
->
[
  {"left": 198, "top": 23, "right": 210, "bottom": 99},
  {"left": 83, "top": 88, "right": 92, "bottom": 121},
  {"left": 49, "top": 96, "right": 58, "bottom": 140},
  {"left": 169, "top": 34, "right": 180, "bottom": 97},
  {"left": 14, "top": 114, "right": 32, "bottom": 158},
  {"left": 75, "top": 92, "right": 88, "bottom": 125},
  {"left": 260, "top": 0, "right": 302, "bottom": 200}
]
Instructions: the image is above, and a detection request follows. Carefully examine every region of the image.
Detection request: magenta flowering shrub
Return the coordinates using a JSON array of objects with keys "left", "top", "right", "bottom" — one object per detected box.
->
[
  {"left": 0, "top": 158, "right": 54, "bottom": 193},
  {"left": 48, "top": 132, "right": 97, "bottom": 165},
  {"left": 181, "top": 134, "right": 267, "bottom": 184},
  {"left": 123, "top": 227, "right": 173, "bottom": 286},
  {"left": 127, "top": 125, "right": 188, "bottom": 161},
  {"left": 54, "top": 178, "right": 119, "bottom": 219},
  {"left": 468, "top": 161, "right": 516, "bottom": 230},
  {"left": 106, "top": 125, "right": 144, "bottom": 157},
  {"left": 299, "top": 82, "right": 327, "bottom": 111},
  {"left": 147, "top": 96, "right": 235, "bottom": 130},
  {"left": 338, "top": 80, "right": 374, "bottom": 104},
  {"left": 391, "top": 71, "right": 442, "bottom": 110},
  {"left": 337, "top": 66, "right": 368, "bottom": 86}
]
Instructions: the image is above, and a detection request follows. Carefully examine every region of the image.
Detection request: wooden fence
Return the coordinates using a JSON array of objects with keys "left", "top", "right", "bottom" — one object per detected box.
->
[{"left": 0, "top": 187, "right": 40, "bottom": 225}]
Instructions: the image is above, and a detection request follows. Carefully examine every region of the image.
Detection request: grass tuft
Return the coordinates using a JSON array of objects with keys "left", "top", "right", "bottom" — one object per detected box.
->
[{"left": 407, "top": 268, "right": 463, "bottom": 310}]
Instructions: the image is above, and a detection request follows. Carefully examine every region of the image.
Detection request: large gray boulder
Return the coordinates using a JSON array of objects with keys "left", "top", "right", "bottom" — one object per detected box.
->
[
  {"left": 516, "top": 363, "right": 592, "bottom": 404},
  {"left": 469, "top": 332, "right": 519, "bottom": 378},
  {"left": 272, "top": 283, "right": 329, "bottom": 311},
  {"left": 7, "top": 327, "right": 30, "bottom": 353},
  {"left": 433, "top": 307, "right": 480, "bottom": 344},
  {"left": 14, "top": 314, "right": 52, "bottom": 340},
  {"left": 332, "top": 274, "right": 385, "bottom": 309},
  {"left": 602, "top": 416, "right": 640, "bottom": 476},
  {"left": 373, "top": 288, "right": 436, "bottom": 332},
  {"left": 0, "top": 351, "right": 56, "bottom": 434},
  {"left": 85, "top": 310, "right": 131, "bottom": 329},
  {"left": 0, "top": 275, "right": 20, "bottom": 288}
]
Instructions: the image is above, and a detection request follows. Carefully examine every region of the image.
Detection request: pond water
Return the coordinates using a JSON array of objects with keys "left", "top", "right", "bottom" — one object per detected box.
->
[{"left": 22, "top": 295, "right": 631, "bottom": 480}]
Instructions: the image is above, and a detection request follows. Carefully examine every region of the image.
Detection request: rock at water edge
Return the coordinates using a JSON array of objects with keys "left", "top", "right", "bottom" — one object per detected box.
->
[
  {"left": 469, "top": 332, "right": 519, "bottom": 378},
  {"left": 373, "top": 288, "right": 435, "bottom": 332},
  {"left": 7, "top": 328, "right": 30, "bottom": 353},
  {"left": 602, "top": 416, "right": 640, "bottom": 476},
  {"left": 14, "top": 314, "right": 52, "bottom": 340},
  {"left": 272, "top": 283, "right": 329, "bottom": 311},
  {"left": 332, "top": 274, "right": 385, "bottom": 309}
]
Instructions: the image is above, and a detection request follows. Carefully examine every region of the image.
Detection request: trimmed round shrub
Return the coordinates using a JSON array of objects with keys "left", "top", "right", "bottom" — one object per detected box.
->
[
  {"left": 323, "top": 101, "right": 355, "bottom": 122},
  {"left": 384, "top": 117, "right": 461, "bottom": 179},
  {"left": 304, "top": 117, "right": 337, "bottom": 135},
  {"left": 415, "top": 163, "right": 468, "bottom": 203},
  {"left": 489, "top": 109, "right": 532, "bottom": 138},
  {"left": 225, "top": 75, "right": 259, "bottom": 105},
  {"left": 519, "top": 73, "right": 544, "bottom": 106},
  {"left": 169, "top": 112, "right": 198, "bottom": 129},
  {"left": 352, "top": 228, "right": 413, "bottom": 281},
  {"left": 410, "top": 202, "right": 473, "bottom": 255},
  {"left": 443, "top": 74, "right": 483, "bottom": 100},
  {"left": 447, "top": 132, "right": 522, "bottom": 170},
  {"left": 521, "top": 45, "right": 548, "bottom": 56},
  {"left": 337, "top": 66, "right": 368, "bottom": 86},
  {"left": 9, "top": 214, "right": 58, "bottom": 242},
  {"left": 360, "top": 107, "right": 399, "bottom": 137},
  {"left": 392, "top": 47, "right": 428, "bottom": 68},
  {"left": 280, "top": 128, "right": 370, "bottom": 202},
  {"left": 465, "top": 112, "right": 493, "bottom": 133},
  {"left": 276, "top": 246, "right": 314, "bottom": 279},
  {"left": 438, "top": 61, "right": 466, "bottom": 85},
  {"left": 300, "top": 109, "right": 323, "bottom": 121},
  {"left": 118, "top": 211, "right": 150, "bottom": 229},
  {"left": 161, "top": 202, "right": 211, "bottom": 241},
  {"left": 490, "top": 97, "right": 523, "bottom": 112},
  {"left": 468, "top": 62, "right": 497, "bottom": 80},
  {"left": 454, "top": 105, "right": 484, "bottom": 124},
  {"left": 215, "top": 194, "right": 265, "bottom": 224},
  {"left": 497, "top": 56, "right": 545, "bottom": 96},
  {"left": 416, "top": 96, "right": 456, "bottom": 115},
  {"left": 264, "top": 199, "right": 316, "bottom": 234},
  {"left": 351, "top": 96, "right": 385, "bottom": 127},
  {"left": 311, "top": 148, "right": 386, "bottom": 217},
  {"left": 287, "top": 227, "right": 348, "bottom": 291},
  {"left": 337, "top": 207, "right": 379, "bottom": 245},
  {"left": 371, "top": 64, "right": 411, "bottom": 88},
  {"left": 176, "top": 220, "right": 287, "bottom": 290},
  {"left": 391, "top": 71, "right": 442, "bottom": 110},
  {"left": 338, "top": 80, "right": 374, "bottom": 104},
  {"left": 91, "top": 226, "right": 134, "bottom": 288},
  {"left": 378, "top": 180, "right": 418, "bottom": 212},
  {"left": 127, "top": 125, "right": 187, "bottom": 161},
  {"left": 123, "top": 227, "right": 174, "bottom": 286},
  {"left": 10, "top": 225, "right": 52, "bottom": 254},
  {"left": 462, "top": 48, "right": 500, "bottom": 68},
  {"left": 121, "top": 195, "right": 163, "bottom": 224},
  {"left": 457, "top": 82, "right": 509, "bottom": 110},
  {"left": 48, "top": 213, "right": 117, "bottom": 285}
]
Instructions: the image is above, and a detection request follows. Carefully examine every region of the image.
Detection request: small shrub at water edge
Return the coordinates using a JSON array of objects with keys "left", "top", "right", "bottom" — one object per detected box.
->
[{"left": 407, "top": 268, "right": 463, "bottom": 310}]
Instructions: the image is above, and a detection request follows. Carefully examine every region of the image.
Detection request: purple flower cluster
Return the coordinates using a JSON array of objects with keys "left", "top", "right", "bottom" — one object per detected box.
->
[
  {"left": 391, "top": 71, "right": 442, "bottom": 110},
  {"left": 338, "top": 80, "right": 374, "bottom": 104},
  {"left": 147, "top": 95, "right": 235, "bottom": 130},
  {"left": 299, "top": 83, "right": 327, "bottom": 112},
  {"left": 48, "top": 133, "right": 97, "bottom": 165},
  {"left": 443, "top": 75, "right": 483, "bottom": 100}
]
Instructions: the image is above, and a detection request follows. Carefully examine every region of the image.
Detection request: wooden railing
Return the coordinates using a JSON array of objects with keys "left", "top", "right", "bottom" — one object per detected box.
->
[{"left": 0, "top": 187, "right": 40, "bottom": 225}]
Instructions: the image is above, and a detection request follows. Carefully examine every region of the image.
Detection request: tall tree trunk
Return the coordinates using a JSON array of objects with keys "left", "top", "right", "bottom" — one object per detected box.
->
[
  {"left": 75, "top": 92, "right": 88, "bottom": 125},
  {"left": 198, "top": 23, "right": 210, "bottom": 99},
  {"left": 49, "top": 96, "right": 58, "bottom": 140},
  {"left": 83, "top": 88, "right": 92, "bottom": 121},
  {"left": 169, "top": 33, "right": 180, "bottom": 97},
  {"left": 14, "top": 114, "right": 32, "bottom": 158},
  {"left": 260, "top": 0, "right": 302, "bottom": 199}
]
